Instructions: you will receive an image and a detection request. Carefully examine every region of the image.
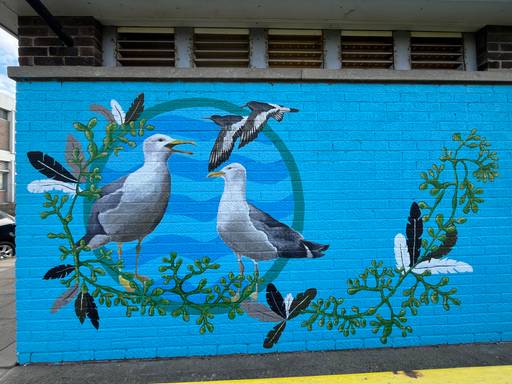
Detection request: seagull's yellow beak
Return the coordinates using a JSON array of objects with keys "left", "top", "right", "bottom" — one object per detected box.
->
[
  {"left": 165, "top": 139, "right": 196, "bottom": 154},
  {"left": 207, "top": 171, "right": 225, "bottom": 178}
]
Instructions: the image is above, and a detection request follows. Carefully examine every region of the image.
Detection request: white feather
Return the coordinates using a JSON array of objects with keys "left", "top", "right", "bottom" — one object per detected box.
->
[
  {"left": 394, "top": 233, "right": 410, "bottom": 273},
  {"left": 110, "top": 99, "right": 125, "bottom": 125},
  {"left": 412, "top": 258, "right": 473, "bottom": 275},
  {"left": 28, "top": 179, "right": 79, "bottom": 195},
  {"left": 284, "top": 293, "right": 294, "bottom": 319}
]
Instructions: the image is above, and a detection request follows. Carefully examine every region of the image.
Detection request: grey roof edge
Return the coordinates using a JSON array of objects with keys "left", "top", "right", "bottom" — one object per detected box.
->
[{"left": 7, "top": 66, "right": 512, "bottom": 84}]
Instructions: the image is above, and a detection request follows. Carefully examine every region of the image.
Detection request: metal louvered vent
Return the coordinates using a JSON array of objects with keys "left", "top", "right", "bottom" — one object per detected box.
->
[
  {"left": 268, "top": 30, "right": 323, "bottom": 68},
  {"left": 116, "top": 27, "right": 175, "bottom": 67},
  {"left": 194, "top": 28, "right": 249, "bottom": 67},
  {"left": 410, "top": 32, "right": 464, "bottom": 70},
  {"left": 341, "top": 31, "right": 394, "bottom": 69}
]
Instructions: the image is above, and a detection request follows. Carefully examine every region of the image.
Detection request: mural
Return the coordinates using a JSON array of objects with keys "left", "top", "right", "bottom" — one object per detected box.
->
[{"left": 27, "top": 92, "right": 499, "bottom": 351}]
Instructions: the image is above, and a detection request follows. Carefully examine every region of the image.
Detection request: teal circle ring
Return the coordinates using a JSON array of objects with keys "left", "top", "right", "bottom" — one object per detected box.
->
[
  {"left": 85, "top": 97, "right": 304, "bottom": 298},
  {"left": 143, "top": 98, "right": 305, "bottom": 285}
]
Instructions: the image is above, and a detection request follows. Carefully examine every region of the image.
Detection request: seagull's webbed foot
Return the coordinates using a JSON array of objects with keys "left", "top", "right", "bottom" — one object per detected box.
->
[{"left": 119, "top": 275, "right": 135, "bottom": 292}]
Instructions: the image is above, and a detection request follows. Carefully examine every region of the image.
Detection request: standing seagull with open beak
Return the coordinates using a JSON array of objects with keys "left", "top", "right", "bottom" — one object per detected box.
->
[
  {"left": 208, "top": 163, "right": 328, "bottom": 300},
  {"left": 80, "top": 134, "right": 195, "bottom": 291}
]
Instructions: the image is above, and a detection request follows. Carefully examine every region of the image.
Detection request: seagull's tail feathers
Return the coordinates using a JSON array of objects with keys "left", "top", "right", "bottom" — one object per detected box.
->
[{"left": 302, "top": 240, "right": 329, "bottom": 258}]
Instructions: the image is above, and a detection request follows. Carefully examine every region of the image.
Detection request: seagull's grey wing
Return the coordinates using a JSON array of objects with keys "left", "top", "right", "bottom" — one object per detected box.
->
[
  {"left": 248, "top": 204, "right": 308, "bottom": 258},
  {"left": 246, "top": 101, "right": 272, "bottom": 112},
  {"left": 81, "top": 176, "right": 126, "bottom": 245},
  {"left": 238, "top": 110, "right": 269, "bottom": 149},
  {"left": 208, "top": 125, "right": 238, "bottom": 171}
]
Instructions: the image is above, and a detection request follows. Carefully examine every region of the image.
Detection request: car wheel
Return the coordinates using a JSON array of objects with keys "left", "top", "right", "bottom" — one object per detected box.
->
[{"left": 0, "top": 242, "right": 14, "bottom": 259}]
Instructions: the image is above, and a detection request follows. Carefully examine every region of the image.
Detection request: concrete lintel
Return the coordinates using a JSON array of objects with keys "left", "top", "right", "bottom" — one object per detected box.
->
[{"left": 7, "top": 66, "right": 512, "bottom": 84}]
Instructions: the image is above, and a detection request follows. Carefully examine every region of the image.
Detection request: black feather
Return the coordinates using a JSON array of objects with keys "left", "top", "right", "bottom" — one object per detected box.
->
[
  {"left": 75, "top": 292, "right": 100, "bottom": 329},
  {"left": 265, "top": 283, "right": 286, "bottom": 319},
  {"left": 287, "top": 288, "right": 317, "bottom": 320},
  {"left": 426, "top": 228, "right": 458, "bottom": 260},
  {"left": 43, "top": 264, "right": 75, "bottom": 280},
  {"left": 124, "top": 93, "right": 144, "bottom": 124},
  {"left": 406, "top": 202, "right": 423, "bottom": 266},
  {"left": 263, "top": 321, "right": 286, "bottom": 349},
  {"left": 27, "top": 151, "right": 78, "bottom": 183}
]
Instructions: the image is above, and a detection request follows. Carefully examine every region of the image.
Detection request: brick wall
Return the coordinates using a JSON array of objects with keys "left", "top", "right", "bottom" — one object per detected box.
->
[
  {"left": 476, "top": 25, "right": 512, "bottom": 70},
  {"left": 18, "top": 16, "right": 102, "bottom": 66},
  {"left": 15, "top": 81, "right": 512, "bottom": 363}
]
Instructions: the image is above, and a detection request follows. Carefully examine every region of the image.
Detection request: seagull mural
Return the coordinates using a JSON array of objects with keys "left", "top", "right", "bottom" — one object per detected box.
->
[
  {"left": 207, "top": 101, "right": 299, "bottom": 171},
  {"left": 208, "top": 163, "right": 329, "bottom": 299},
  {"left": 80, "top": 134, "right": 195, "bottom": 290}
]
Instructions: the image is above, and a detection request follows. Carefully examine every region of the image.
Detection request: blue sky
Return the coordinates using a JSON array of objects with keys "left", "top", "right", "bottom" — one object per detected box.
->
[{"left": 0, "top": 27, "right": 18, "bottom": 97}]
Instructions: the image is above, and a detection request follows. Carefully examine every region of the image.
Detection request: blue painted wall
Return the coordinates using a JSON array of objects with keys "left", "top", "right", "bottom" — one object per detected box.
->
[{"left": 15, "top": 81, "right": 512, "bottom": 363}]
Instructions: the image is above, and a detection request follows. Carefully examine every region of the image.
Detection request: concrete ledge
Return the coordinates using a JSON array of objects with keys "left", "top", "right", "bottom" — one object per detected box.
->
[
  {"left": 1, "top": 343, "right": 512, "bottom": 384},
  {"left": 7, "top": 66, "right": 512, "bottom": 84}
]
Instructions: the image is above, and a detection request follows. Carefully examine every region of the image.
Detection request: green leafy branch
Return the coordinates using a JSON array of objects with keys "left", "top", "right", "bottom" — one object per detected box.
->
[{"left": 301, "top": 129, "right": 498, "bottom": 343}]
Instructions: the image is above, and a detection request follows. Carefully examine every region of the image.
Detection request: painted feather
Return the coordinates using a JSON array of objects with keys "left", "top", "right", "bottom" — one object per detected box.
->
[
  {"left": 75, "top": 291, "right": 100, "bottom": 329},
  {"left": 284, "top": 293, "right": 294, "bottom": 319},
  {"left": 110, "top": 99, "right": 126, "bottom": 125},
  {"left": 28, "top": 179, "right": 79, "bottom": 195},
  {"left": 27, "top": 151, "right": 78, "bottom": 184},
  {"left": 43, "top": 264, "right": 75, "bottom": 279},
  {"left": 65, "top": 134, "right": 85, "bottom": 180},
  {"left": 124, "top": 93, "right": 144, "bottom": 124},
  {"left": 266, "top": 283, "right": 287, "bottom": 319},
  {"left": 426, "top": 228, "right": 458, "bottom": 260},
  {"left": 263, "top": 321, "right": 286, "bottom": 349},
  {"left": 51, "top": 285, "right": 78, "bottom": 313},
  {"left": 406, "top": 202, "right": 423, "bottom": 266},
  {"left": 240, "top": 302, "right": 284, "bottom": 322},
  {"left": 287, "top": 288, "right": 317, "bottom": 320},
  {"left": 394, "top": 233, "right": 410, "bottom": 272},
  {"left": 412, "top": 258, "right": 473, "bottom": 274},
  {"left": 90, "top": 104, "right": 115, "bottom": 123}
]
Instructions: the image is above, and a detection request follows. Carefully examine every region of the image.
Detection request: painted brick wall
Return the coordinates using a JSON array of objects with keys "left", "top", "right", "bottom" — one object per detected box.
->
[{"left": 15, "top": 81, "right": 512, "bottom": 364}]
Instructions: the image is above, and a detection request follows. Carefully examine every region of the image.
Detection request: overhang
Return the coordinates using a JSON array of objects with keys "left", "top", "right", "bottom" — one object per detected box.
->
[{"left": 2, "top": 0, "right": 512, "bottom": 35}]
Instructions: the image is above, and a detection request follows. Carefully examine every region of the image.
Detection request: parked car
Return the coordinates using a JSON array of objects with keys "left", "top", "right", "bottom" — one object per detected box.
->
[{"left": 0, "top": 211, "right": 15, "bottom": 259}]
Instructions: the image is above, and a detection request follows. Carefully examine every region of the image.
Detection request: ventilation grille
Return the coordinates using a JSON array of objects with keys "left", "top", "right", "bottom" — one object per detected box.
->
[
  {"left": 341, "top": 31, "right": 394, "bottom": 69},
  {"left": 268, "top": 30, "right": 323, "bottom": 68},
  {"left": 116, "top": 27, "right": 175, "bottom": 66},
  {"left": 193, "top": 28, "right": 249, "bottom": 67},
  {"left": 410, "top": 32, "right": 464, "bottom": 70}
]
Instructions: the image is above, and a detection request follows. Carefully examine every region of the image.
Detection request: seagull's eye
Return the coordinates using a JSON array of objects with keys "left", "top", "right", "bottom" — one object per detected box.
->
[{"left": 158, "top": 138, "right": 164, "bottom": 142}]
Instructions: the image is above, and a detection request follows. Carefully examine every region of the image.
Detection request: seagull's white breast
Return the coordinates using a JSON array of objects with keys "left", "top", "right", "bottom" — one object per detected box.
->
[{"left": 217, "top": 186, "right": 277, "bottom": 261}]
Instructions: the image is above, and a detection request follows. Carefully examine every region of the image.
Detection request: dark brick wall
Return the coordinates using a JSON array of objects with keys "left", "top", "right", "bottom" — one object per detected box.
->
[
  {"left": 18, "top": 16, "right": 102, "bottom": 66},
  {"left": 476, "top": 25, "right": 512, "bottom": 70}
]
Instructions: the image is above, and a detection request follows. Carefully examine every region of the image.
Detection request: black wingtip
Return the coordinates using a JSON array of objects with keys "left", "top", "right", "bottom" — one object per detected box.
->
[{"left": 289, "top": 108, "right": 299, "bottom": 112}]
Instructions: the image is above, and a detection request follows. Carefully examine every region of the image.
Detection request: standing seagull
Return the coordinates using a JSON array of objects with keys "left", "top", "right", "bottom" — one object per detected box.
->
[
  {"left": 207, "top": 115, "right": 248, "bottom": 172},
  {"left": 238, "top": 101, "right": 299, "bottom": 149},
  {"left": 208, "top": 163, "right": 328, "bottom": 299},
  {"left": 80, "top": 134, "right": 195, "bottom": 291}
]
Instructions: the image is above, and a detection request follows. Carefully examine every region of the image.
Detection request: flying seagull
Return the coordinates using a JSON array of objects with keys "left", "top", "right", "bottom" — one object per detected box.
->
[
  {"left": 238, "top": 101, "right": 299, "bottom": 148},
  {"left": 206, "top": 102, "right": 298, "bottom": 171},
  {"left": 207, "top": 115, "right": 248, "bottom": 172},
  {"left": 208, "top": 163, "right": 328, "bottom": 299},
  {"left": 80, "top": 134, "right": 195, "bottom": 291}
]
